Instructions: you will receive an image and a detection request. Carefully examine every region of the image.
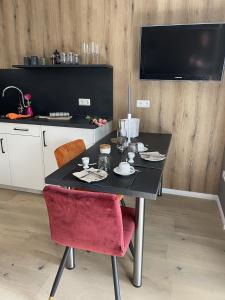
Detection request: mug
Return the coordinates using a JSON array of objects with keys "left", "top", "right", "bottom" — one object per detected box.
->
[
  {"left": 118, "top": 162, "right": 134, "bottom": 175},
  {"left": 82, "top": 157, "right": 90, "bottom": 169},
  {"left": 30, "top": 56, "right": 39, "bottom": 65},
  {"left": 23, "top": 56, "right": 31, "bottom": 65}
]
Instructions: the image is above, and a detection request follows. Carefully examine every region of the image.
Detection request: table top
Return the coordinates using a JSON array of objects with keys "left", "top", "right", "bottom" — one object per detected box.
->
[{"left": 45, "top": 131, "right": 172, "bottom": 199}]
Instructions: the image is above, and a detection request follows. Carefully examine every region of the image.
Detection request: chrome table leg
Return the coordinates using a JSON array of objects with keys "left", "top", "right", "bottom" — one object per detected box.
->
[
  {"left": 133, "top": 197, "right": 145, "bottom": 287},
  {"left": 66, "top": 248, "right": 75, "bottom": 270}
]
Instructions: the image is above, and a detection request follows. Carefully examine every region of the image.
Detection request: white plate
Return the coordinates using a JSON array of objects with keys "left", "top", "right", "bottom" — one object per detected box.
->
[
  {"left": 140, "top": 151, "right": 166, "bottom": 162},
  {"left": 113, "top": 167, "right": 135, "bottom": 176},
  {"left": 73, "top": 168, "right": 108, "bottom": 183}
]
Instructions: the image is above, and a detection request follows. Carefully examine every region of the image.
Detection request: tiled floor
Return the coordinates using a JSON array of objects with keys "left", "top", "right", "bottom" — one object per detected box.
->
[{"left": 0, "top": 188, "right": 225, "bottom": 299}]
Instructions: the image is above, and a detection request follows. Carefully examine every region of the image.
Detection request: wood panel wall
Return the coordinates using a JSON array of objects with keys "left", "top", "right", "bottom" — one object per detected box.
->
[{"left": 0, "top": 0, "right": 225, "bottom": 194}]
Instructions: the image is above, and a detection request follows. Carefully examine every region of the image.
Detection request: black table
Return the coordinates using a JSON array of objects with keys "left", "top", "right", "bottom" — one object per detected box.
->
[{"left": 45, "top": 131, "right": 171, "bottom": 287}]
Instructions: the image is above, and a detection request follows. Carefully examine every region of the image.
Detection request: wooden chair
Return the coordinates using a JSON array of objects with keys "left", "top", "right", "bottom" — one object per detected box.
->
[{"left": 54, "top": 139, "right": 86, "bottom": 168}]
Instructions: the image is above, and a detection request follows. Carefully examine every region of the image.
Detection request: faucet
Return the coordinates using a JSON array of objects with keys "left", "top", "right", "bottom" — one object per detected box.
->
[{"left": 1, "top": 86, "right": 26, "bottom": 114}]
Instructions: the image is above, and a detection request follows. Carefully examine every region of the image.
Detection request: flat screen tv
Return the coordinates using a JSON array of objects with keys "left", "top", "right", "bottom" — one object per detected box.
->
[{"left": 140, "top": 23, "right": 225, "bottom": 81}]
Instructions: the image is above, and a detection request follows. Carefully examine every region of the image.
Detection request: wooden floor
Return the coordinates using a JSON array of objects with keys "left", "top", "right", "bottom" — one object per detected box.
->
[{"left": 0, "top": 189, "right": 225, "bottom": 300}]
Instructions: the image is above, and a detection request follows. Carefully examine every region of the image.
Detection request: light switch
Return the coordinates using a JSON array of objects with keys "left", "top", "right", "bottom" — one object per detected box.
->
[
  {"left": 78, "top": 98, "right": 91, "bottom": 106},
  {"left": 136, "top": 100, "right": 150, "bottom": 108}
]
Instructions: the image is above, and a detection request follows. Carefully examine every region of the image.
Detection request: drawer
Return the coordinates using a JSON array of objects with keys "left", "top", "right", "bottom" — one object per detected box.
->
[{"left": 6, "top": 124, "right": 41, "bottom": 136}]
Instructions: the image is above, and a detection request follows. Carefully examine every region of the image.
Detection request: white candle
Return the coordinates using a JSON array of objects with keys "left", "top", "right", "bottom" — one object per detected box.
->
[{"left": 128, "top": 85, "right": 131, "bottom": 114}]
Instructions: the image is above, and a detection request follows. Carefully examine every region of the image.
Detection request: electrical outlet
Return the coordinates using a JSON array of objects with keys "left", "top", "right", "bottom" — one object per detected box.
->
[
  {"left": 136, "top": 99, "right": 150, "bottom": 108},
  {"left": 223, "top": 170, "right": 225, "bottom": 182},
  {"left": 78, "top": 98, "right": 91, "bottom": 106}
]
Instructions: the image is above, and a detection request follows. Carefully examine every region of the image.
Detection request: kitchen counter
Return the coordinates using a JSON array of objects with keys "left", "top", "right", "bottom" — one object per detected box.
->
[{"left": 0, "top": 116, "right": 112, "bottom": 129}]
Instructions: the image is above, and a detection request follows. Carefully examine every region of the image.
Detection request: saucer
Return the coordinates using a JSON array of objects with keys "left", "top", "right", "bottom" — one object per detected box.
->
[{"left": 113, "top": 167, "right": 135, "bottom": 176}]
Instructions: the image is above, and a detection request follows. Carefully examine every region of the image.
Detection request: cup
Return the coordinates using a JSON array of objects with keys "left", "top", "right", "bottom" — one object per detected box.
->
[
  {"left": 128, "top": 152, "right": 135, "bottom": 163},
  {"left": 118, "top": 162, "right": 134, "bottom": 175},
  {"left": 100, "top": 144, "right": 111, "bottom": 154},
  {"left": 82, "top": 157, "right": 90, "bottom": 169},
  {"left": 23, "top": 56, "right": 31, "bottom": 65},
  {"left": 137, "top": 142, "right": 145, "bottom": 152},
  {"left": 39, "top": 57, "right": 46, "bottom": 65},
  {"left": 30, "top": 56, "right": 39, "bottom": 65}
]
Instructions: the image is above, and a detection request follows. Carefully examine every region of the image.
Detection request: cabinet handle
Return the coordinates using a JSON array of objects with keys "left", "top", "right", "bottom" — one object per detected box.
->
[
  {"left": 0, "top": 138, "right": 5, "bottom": 154},
  {"left": 43, "top": 130, "right": 47, "bottom": 147},
  {"left": 13, "top": 128, "right": 29, "bottom": 131}
]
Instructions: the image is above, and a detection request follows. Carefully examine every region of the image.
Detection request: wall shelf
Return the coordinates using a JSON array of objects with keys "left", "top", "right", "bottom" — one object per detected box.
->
[{"left": 12, "top": 64, "right": 112, "bottom": 69}]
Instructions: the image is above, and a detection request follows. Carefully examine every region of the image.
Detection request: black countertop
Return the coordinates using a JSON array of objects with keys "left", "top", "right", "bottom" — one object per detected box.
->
[
  {"left": 45, "top": 131, "right": 172, "bottom": 199},
  {"left": 0, "top": 116, "right": 111, "bottom": 129}
]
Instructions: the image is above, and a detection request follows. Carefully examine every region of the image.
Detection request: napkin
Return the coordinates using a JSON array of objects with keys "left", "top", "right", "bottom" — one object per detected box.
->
[
  {"left": 73, "top": 167, "right": 108, "bottom": 183},
  {"left": 140, "top": 151, "right": 166, "bottom": 161}
]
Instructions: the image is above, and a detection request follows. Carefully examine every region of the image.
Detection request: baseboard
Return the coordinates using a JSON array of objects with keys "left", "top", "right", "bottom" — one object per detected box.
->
[
  {"left": 163, "top": 188, "right": 225, "bottom": 230},
  {"left": 215, "top": 196, "right": 225, "bottom": 230},
  {"left": 162, "top": 188, "right": 218, "bottom": 200},
  {"left": 0, "top": 184, "right": 42, "bottom": 194}
]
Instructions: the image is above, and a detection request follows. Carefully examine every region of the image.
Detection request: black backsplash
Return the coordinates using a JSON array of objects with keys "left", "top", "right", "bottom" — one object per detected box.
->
[{"left": 0, "top": 67, "right": 113, "bottom": 118}]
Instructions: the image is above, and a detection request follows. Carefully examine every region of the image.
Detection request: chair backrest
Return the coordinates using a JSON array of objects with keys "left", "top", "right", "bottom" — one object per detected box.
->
[
  {"left": 54, "top": 139, "right": 86, "bottom": 168},
  {"left": 43, "top": 185, "right": 126, "bottom": 256}
]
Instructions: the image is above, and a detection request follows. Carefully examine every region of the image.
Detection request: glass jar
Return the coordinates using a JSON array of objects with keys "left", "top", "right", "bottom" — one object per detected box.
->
[
  {"left": 73, "top": 53, "right": 79, "bottom": 64},
  {"left": 98, "top": 153, "right": 111, "bottom": 172}
]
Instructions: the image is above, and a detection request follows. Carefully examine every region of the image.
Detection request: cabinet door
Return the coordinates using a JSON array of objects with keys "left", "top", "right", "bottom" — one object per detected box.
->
[
  {"left": 7, "top": 134, "right": 44, "bottom": 190},
  {"left": 41, "top": 126, "right": 94, "bottom": 177},
  {"left": 0, "top": 134, "right": 11, "bottom": 185}
]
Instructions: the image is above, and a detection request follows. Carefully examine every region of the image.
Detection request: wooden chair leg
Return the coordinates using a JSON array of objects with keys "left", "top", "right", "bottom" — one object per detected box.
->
[
  {"left": 49, "top": 247, "right": 71, "bottom": 299},
  {"left": 111, "top": 256, "right": 121, "bottom": 300}
]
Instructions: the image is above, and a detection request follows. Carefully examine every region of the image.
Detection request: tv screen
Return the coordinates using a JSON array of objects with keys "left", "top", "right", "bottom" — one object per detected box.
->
[{"left": 140, "top": 23, "right": 225, "bottom": 81}]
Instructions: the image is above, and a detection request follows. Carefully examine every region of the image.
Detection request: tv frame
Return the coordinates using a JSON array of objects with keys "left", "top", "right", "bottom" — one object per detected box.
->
[{"left": 139, "top": 23, "right": 225, "bottom": 81}]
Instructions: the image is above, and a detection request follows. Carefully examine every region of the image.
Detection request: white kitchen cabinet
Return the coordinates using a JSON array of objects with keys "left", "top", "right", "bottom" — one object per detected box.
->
[
  {"left": 0, "top": 133, "right": 11, "bottom": 185},
  {"left": 41, "top": 123, "right": 112, "bottom": 177},
  {"left": 6, "top": 124, "right": 44, "bottom": 190},
  {"left": 0, "top": 121, "right": 112, "bottom": 191}
]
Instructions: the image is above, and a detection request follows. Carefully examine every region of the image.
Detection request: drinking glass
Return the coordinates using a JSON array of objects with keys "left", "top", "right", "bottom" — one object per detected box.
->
[
  {"left": 98, "top": 153, "right": 111, "bottom": 172},
  {"left": 128, "top": 143, "right": 138, "bottom": 153},
  {"left": 60, "top": 52, "right": 66, "bottom": 64},
  {"left": 81, "top": 42, "right": 89, "bottom": 64},
  {"left": 95, "top": 43, "right": 100, "bottom": 64},
  {"left": 116, "top": 130, "right": 127, "bottom": 153}
]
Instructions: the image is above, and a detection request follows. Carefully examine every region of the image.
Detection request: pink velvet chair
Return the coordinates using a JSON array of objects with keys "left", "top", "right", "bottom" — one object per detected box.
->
[{"left": 44, "top": 185, "right": 135, "bottom": 300}]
